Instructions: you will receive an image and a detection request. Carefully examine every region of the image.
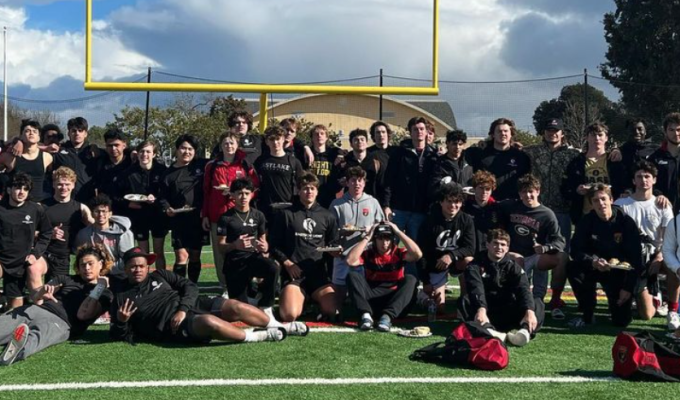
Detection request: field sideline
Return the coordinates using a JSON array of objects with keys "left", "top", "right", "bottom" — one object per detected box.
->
[{"left": 0, "top": 244, "right": 674, "bottom": 399}]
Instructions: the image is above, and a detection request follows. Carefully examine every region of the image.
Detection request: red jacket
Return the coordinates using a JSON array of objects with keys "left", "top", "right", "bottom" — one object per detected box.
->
[{"left": 202, "top": 150, "right": 259, "bottom": 223}]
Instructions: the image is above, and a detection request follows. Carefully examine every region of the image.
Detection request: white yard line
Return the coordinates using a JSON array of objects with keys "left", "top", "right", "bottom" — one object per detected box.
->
[{"left": 0, "top": 376, "right": 618, "bottom": 392}]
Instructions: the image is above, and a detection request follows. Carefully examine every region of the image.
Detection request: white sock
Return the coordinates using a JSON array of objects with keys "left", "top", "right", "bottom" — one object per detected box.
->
[{"left": 261, "top": 307, "right": 284, "bottom": 328}]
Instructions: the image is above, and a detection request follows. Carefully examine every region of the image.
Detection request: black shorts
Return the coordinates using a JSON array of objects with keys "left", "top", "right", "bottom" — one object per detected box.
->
[
  {"left": 196, "top": 296, "right": 225, "bottom": 317},
  {"left": 44, "top": 253, "right": 70, "bottom": 280},
  {"left": 2, "top": 274, "right": 26, "bottom": 299},
  {"left": 169, "top": 310, "right": 211, "bottom": 345},
  {"left": 170, "top": 213, "right": 209, "bottom": 250},
  {"left": 131, "top": 212, "right": 169, "bottom": 242},
  {"left": 282, "top": 262, "right": 332, "bottom": 297}
]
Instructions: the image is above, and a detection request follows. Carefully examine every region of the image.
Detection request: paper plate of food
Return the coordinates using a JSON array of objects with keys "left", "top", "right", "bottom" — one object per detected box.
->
[
  {"left": 607, "top": 258, "right": 633, "bottom": 271},
  {"left": 270, "top": 202, "right": 293, "bottom": 209},
  {"left": 173, "top": 206, "right": 196, "bottom": 214},
  {"left": 339, "top": 224, "right": 365, "bottom": 235},
  {"left": 316, "top": 246, "right": 343, "bottom": 253},
  {"left": 397, "top": 326, "right": 433, "bottom": 338},
  {"left": 124, "top": 194, "right": 149, "bottom": 202}
]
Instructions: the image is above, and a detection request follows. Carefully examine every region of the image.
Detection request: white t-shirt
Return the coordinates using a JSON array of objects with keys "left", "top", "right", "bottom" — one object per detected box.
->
[{"left": 614, "top": 196, "right": 674, "bottom": 249}]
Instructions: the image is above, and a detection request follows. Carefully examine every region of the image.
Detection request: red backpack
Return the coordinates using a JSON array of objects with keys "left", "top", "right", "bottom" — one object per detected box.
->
[
  {"left": 613, "top": 331, "right": 680, "bottom": 382},
  {"left": 410, "top": 322, "right": 509, "bottom": 370}
]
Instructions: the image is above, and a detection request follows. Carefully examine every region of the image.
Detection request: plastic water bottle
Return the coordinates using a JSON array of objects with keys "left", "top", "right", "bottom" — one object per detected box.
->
[{"left": 427, "top": 299, "right": 437, "bottom": 322}]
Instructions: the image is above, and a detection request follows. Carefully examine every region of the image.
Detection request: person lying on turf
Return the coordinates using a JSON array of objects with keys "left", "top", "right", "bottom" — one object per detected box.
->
[
  {"left": 0, "top": 244, "right": 113, "bottom": 366},
  {"left": 110, "top": 247, "right": 309, "bottom": 345}
]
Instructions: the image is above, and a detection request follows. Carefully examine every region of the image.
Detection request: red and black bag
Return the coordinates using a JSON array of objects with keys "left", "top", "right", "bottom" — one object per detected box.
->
[
  {"left": 612, "top": 331, "right": 680, "bottom": 381},
  {"left": 410, "top": 322, "right": 509, "bottom": 370}
]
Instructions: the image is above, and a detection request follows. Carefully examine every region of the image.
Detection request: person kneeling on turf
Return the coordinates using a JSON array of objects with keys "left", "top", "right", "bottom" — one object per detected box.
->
[
  {"left": 0, "top": 244, "right": 113, "bottom": 366},
  {"left": 457, "top": 229, "right": 544, "bottom": 347},
  {"left": 110, "top": 247, "right": 306, "bottom": 345},
  {"left": 345, "top": 221, "right": 422, "bottom": 331}
]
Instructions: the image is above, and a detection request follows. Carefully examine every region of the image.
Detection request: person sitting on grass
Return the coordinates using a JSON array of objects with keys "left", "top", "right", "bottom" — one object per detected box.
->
[
  {"left": 345, "top": 221, "right": 422, "bottom": 332},
  {"left": 457, "top": 228, "right": 543, "bottom": 347},
  {"left": 0, "top": 244, "right": 113, "bottom": 366},
  {"left": 568, "top": 184, "right": 643, "bottom": 328},
  {"left": 417, "top": 183, "right": 476, "bottom": 313},
  {"left": 110, "top": 247, "right": 307, "bottom": 346}
]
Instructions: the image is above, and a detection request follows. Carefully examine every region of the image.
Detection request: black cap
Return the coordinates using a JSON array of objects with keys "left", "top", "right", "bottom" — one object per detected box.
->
[
  {"left": 123, "top": 247, "right": 157, "bottom": 265},
  {"left": 543, "top": 118, "right": 564, "bottom": 131}
]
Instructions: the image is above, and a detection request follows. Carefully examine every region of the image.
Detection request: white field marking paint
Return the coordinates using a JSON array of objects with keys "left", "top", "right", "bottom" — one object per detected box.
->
[{"left": 0, "top": 376, "right": 618, "bottom": 392}]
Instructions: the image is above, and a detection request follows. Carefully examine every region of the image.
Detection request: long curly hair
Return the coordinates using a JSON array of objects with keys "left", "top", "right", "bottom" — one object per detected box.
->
[{"left": 74, "top": 243, "right": 114, "bottom": 276}]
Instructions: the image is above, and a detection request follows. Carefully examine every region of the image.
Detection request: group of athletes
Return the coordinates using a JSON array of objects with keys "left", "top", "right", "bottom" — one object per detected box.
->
[{"left": 1, "top": 108, "right": 680, "bottom": 365}]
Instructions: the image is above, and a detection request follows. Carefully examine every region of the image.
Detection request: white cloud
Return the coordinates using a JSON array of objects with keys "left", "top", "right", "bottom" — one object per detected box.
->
[{"left": 0, "top": 5, "right": 159, "bottom": 89}]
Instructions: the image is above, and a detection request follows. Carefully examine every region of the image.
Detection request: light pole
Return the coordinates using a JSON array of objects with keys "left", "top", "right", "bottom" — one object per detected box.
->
[{"left": 3, "top": 26, "right": 7, "bottom": 142}]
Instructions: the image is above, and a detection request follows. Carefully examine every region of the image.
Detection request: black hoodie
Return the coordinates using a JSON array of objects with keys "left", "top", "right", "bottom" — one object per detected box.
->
[
  {"left": 464, "top": 252, "right": 534, "bottom": 312},
  {"left": 381, "top": 139, "right": 438, "bottom": 213},
  {"left": 269, "top": 201, "right": 338, "bottom": 271},
  {"left": 417, "top": 208, "right": 476, "bottom": 283},
  {"left": 428, "top": 154, "right": 473, "bottom": 201},
  {"left": 570, "top": 206, "right": 643, "bottom": 293}
]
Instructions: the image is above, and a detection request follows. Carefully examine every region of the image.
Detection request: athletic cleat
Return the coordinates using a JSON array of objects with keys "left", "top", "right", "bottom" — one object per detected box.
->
[
  {"left": 376, "top": 314, "right": 392, "bottom": 332},
  {"left": 0, "top": 323, "right": 29, "bottom": 366},
  {"left": 286, "top": 321, "right": 309, "bottom": 337},
  {"left": 93, "top": 311, "right": 111, "bottom": 325},
  {"left": 551, "top": 307, "right": 566, "bottom": 320},
  {"left": 506, "top": 328, "right": 530, "bottom": 347},
  {"left": 568, "top": 317, "right": 593, "bottom": 329},
  {"left": 667, "top": 311, "right": 680, "bottom": 331},
  {"left": 359, "top": 313, "right": 373, "bottom": 331}
]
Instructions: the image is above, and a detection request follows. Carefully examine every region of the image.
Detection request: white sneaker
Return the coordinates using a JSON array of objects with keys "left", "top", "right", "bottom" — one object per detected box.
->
[
  {"left": 506, "top": 328, "right": 530, "bottom": 347},
  {"left": 657, "top": 302, "right": 669, "bottom": 318},
  {"left": 487, "top": 328, "right": 507, "bottom": 343},
  {"left": 667, "top": 311, "right": 680, "bottom": 331},
  {"left": 257, "top": 327, "right": 286, "bottom": 342},
  {"left": 285, "top": 321, "right": 310, "bottom": 336},
  {"left": 221, "top": 290, "right": 230, "bottom": 300}
]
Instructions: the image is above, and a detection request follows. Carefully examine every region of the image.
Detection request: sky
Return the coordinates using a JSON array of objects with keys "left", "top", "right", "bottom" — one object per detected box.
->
[{"left": 0, "top": 0, "right": 618, "bottom": 133}]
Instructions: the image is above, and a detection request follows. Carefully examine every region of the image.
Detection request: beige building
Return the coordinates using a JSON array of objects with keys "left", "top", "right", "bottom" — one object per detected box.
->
[{"left": 247, "top": 94, "right": 457, "bottom": 148}]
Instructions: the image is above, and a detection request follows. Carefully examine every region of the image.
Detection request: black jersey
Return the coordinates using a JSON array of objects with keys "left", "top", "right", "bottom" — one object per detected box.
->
[
  {"left": 216, "top": 208, "right": 267, "bottom": 262},
  {"left": 13, "top": 151, "right": 47, "bottom": 202},
  {"left": 52, "top": 142, "right": 98, "bottom": 198},
  {"left": 255, "top": 153, "right": 304, "bottom": 209},
  {"left": 466, "top": 145, "right": 531, "bottom": 201},
  {"left": 463, "top": 199, "right": 502, "bottom": 254},
  {"left": 159, "top": 159, "right": 208, "bottom": 210},
  {"left": 43, "top": 197, "right": 84, "bottom": 258},
  {"left": 0, "top": 198, "right": 52, "bottom": 275},
  {"left": 110, "top": 269, "right": 200, "bottom": 343},
  {"left": 239, "top": 134, "right": 264, "bottom": 165},
  {"left": 39, "top": 274, "right": 113, "bottom": 338},
  {"left": 269, "top": 202, "right": 338, "bottom": 271},
  {"left": 118, "top": 162, "right": 167, "bottom": 216},
  {"left": 88, "top": 154, "right": 133, "bottom": 213}
]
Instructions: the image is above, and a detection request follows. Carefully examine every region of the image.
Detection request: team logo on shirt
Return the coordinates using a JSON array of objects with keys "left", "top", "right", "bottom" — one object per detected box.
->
[
  {"left": 614, "top": 233, "right": 622, "bottom": 244},
  {"left": 151, "top": 281, "right": 164, "bottom": 291},
  {"left": 303, "top": 218, "right": 317, "bottom": 234},
  {"left": 22, "top": 215, "right": 32, "bottom": 224},
  {"left": 515, "top": 225, "right": 530, "bottom": 236},
  {"left": 242, "top": 137, "right": 253, "bottom": 146},
  {"left": 508, "top": 158, "right": 517, "bottom": 167},
  {"left": 362, "top": 208, "right": 369, "bottom": 217},
  {"left": 436, "top": 229, "right": 461, "bottom": 251}
]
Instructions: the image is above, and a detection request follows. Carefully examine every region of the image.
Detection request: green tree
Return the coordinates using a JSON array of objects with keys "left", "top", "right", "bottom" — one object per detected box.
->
[{"left": 600, "top": 0, "right": 680, "bottom": 125}]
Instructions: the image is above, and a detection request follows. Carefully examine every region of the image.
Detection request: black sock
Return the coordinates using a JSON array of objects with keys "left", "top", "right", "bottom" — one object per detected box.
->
[
  {"left": 188, "top": 261, "right": 202, "bottom": 283},
  {"left": 173, "top": 263, "right": 187, "bottom": 277}
]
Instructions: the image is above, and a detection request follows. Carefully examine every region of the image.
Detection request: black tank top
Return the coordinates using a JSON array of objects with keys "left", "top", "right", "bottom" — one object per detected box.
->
[{"left": 14, "top": 150, "right": 47, "bottom": 201}]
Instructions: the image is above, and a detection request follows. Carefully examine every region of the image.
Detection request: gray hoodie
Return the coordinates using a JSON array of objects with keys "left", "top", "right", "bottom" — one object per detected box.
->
[
  {"left": 330, "top": 192, "right": 384, "bottom": 256},
  {"left": 74, "top": 215, "right": 135, "bottom": 274}
]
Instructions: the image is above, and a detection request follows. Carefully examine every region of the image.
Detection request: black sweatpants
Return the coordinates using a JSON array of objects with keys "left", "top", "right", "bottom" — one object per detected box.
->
[
  {"left": 224, "top": 255, "right": 280, "bottom": 308},
  {"left": 457, "top": 295, "right": 545, "bottom": 335},
  {"left": 346, "top": 272, "right": 417, "bottom": 319},
  {"left": 567, "top": 261, "right": 633, "bottom": 327}
]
